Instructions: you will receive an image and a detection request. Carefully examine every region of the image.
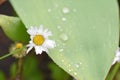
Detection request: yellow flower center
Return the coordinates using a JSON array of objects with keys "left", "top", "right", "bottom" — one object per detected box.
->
[
  {"left": 33, "top": 35, "right": 44, "bottom": 45},
  {"left": 16, "top": 43, "right": 23, "bottom": 49}
]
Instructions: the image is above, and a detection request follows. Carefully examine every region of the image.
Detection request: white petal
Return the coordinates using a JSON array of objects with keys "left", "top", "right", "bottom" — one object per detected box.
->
[
  {"left": 44, "top": 29, "right": 48, "bottom": 33},
  {"left": 27, "top": 27, "right": 35, "bottom": 35},
  {"left": 27, "top": 43, "right": 32, "bottom": 47},
  {"left": 26, "top": 46, "right": 33, "bottom": 54},
  {"left": 43, "top": 30, "right": 52, "bottom": 38},
  {"left": 116, "top": 49, "right": 120, "bottom": 57},
  {"left": 112, "top": 60, "right": 116, "bottom": 65},
  {"left": 112, "top": 57, "right": 119, "bottom": 65},
  {"left": 27, "top": 27, "right": 40, "bottom": 36},
  {"left": 38, "top": 25, "right": 43, "bottom": 33},
  {"left": 35, "top": 46, "right": 44, "bottom": 55},
  {"left": 44, "top": 29, "right": 52, "bottom": 35},
  {"left": 27, "top": 41, "right": 35, "bottom": 47},
  {"left": 42, "top": 47, "right": 48, "bottom": 53},
  {"left": 43, "top": 40, "right": 56, "bottom": 49}
]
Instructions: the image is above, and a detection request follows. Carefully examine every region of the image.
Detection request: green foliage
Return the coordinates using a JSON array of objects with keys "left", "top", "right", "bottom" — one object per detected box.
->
[
  {"left": 114, "top": 68, "right": 120, "bottom": 80},
  {"left": 106, "top": 63, "right": 120, "bottom": 80},
  {"left": 10, "top": 56, "right": 43, "bottom": 80},
  {"left": 10, "top": 63, "right": 17, "bottom": 79},
  {"left": 0, "top": 15, "right": 29, "bottom": 43},
  {"left": 48, "top": 62, "right": 71, "bottom": 80},
  {"left": 0, "top": 71, "right": 5, "bottom": 80},
  {"left": 22, "top": 56, "right": 43, "bottom": 80}
]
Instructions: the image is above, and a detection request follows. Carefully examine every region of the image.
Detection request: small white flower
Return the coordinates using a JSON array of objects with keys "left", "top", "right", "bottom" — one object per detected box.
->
[
  {"left": 26, "top": 25, "right": 56, "bottom": 55},
  {"left": 112, "top": 48, "right": 120, "bottom": 65}
]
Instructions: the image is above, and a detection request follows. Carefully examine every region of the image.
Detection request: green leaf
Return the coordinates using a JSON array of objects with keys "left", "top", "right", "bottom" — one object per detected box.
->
[
  {"left": 10, "top": 56, "right": 43, "bottom": 80},
  {"left": 114, "top": 66, "right": 120, "bottom": 80},
  {"left": 10, "top": 0, "right": 119, "bottom": 80},
  {"left": 23, "top": 56, "right": 43, "bottom": 80},
  {"left": 0, "top": 71, "right": 5, "bottom": 80},
  {"left": 0, "top": 15, "right": 29, "bottom": 43},
  {"left": 106, "top": 63, "right": 120, "bottom": 80},
  {"left": 10, "top": 63, "right": 17, "bottom": 79},
  {"left": 48, "top": 62, "right": 71, "bottom": 80}
]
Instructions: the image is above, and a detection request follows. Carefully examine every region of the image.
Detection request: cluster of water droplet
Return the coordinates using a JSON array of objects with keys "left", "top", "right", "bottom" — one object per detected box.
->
[{"left": 46, "top": 3, "right": 82, "bottom": 77}]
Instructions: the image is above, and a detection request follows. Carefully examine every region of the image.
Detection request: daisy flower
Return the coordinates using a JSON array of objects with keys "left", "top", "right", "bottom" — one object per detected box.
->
[{"left": 26, "top": 25, "right": 56, "bottom": 55}]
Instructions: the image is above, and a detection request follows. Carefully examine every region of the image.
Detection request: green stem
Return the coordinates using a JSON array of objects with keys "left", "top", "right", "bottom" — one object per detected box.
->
[
  {"left": 105, "top": 63, "right": 120, "bottom": 80},
  {"left": 0, "top": 46, "right": 26, "bottom": 60},
  {"left": 15, "top": 58, "right": 23, "bottom": 80}
]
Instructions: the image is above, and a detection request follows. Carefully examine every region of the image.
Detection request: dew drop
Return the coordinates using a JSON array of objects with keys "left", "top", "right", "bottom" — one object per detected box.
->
[
  {"left": 57, "top": 26, "right": 63, "bottom": 31},
  {"left": 68, "top": 68, "right": 73, "bottom": 72},
  {"left": 80, "top": 62, "right": 82, "bottom": 65},
  {"left": 59, "top": 48, "right": 64, "bottom": 52},
  {"left": 62, "top": 43, "right": 65, "bottom": 46},
  {"left": 63, "top": 7, "right": 70, "bottom": 14},
  {"left": 69, "top": 69, "right": 72, "bottom": 72},
  {"left": 74, "top": 63, "right": 79, "bottom": 68},
  {"left": 57, "top": 26, "right": 61, "bottom": 29},
  {"left": 61, "top": 59, "right": 64, "bottom": 62},
  {"left": 74, "top": 72, "right": 77, "bottom": 75},
  {"left": 48, "top": 8, "right": 51, "bottom": 12},
  {"left": 60, "top": 33, "right": 68, "bottom": 41},
  {"left": 62, "top": 17, "right": 66, "bottom": 21},
  {"left": 68, "top": 64, "right": 71, "bottom": 67}
]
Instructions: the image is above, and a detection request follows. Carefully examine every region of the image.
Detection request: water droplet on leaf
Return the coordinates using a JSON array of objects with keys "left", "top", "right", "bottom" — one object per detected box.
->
[
  {"left": 57, "top": 26, "right": 61, "bottom": 29},
  {"left": 59, "top": 48, "right": 64, "bottom": 52},
  {"left": 62, "top": 17, "right": 66, "bottom": 21},
  {"left": 60, "top": 33, "right": 68, "bottom": 41},
  {"left": 62, "top": 59, "right": 64, "bottom": 62},
  {"left": 57, "top": 26, "right": 63, "bottom": 31},
  {"left": 48, "top": 8, "right": 51, "bottom": 12},
  {"left": 74, "top": 63, "right": 79, "bottom": 68},
  {"left": 63, "top": 7, "right": 70, "bottom": 14},
  {"left": 74, "top": 72, "right": 77, "bottom": 75},
  {"left": 69, "top": 69, "right": 72, "bottom": 72}
]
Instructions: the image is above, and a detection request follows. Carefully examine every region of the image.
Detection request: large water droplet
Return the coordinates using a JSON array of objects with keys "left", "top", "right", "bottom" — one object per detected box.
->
[
  {"left": 61, "top": 59, "right": 64, "bottom": 62},
  {"left": 68, "top": 68, "right": 73, "bottom": 72},
  {"left": 57, "top": 26, "right": 63, "bottom": 31},
  {"left": 69, "top": 69, "right": 72, "bottom": 72},
  {"left": 74, "top": 63, "right": 79, "bottom": 68},
  {"left": 74, "top": 72, "right": 77, "bottom": 75},
  {"left": 60, "top": 33, "right": 68, "bottom": 41},
  {"left": 63, "top": 7, "right": 70, "bottom": 14},
  {"left": 57, "top": 26, "right": 61, "bottom": 29},
  {"left": 80, "top": 62, "right": 82, "bottom": 65},
  {"left": 62, "top": 17, "right": 66, "bottom": 21},
  {"left": 59, "top": 48, "right": 64, "bottom": 52},
  {"left": 68, "top": 64, "right": 71, "bottom": 67},
  {"left": 48, "top": 8, "right": 51, "bottom": 12}
]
